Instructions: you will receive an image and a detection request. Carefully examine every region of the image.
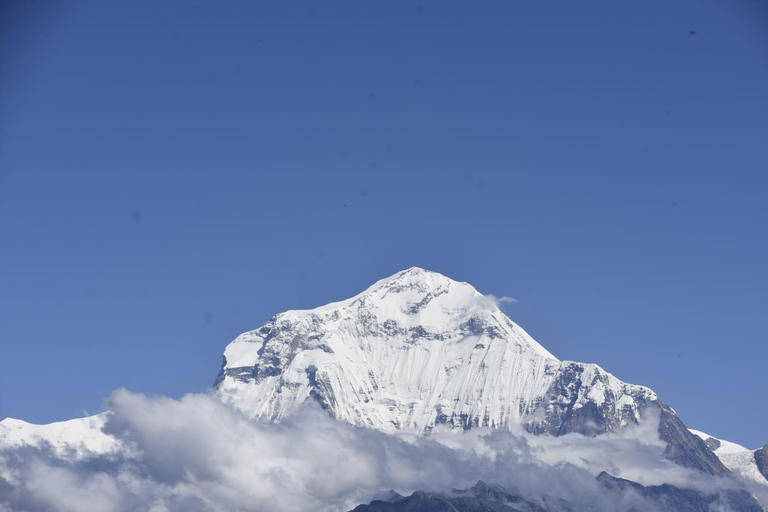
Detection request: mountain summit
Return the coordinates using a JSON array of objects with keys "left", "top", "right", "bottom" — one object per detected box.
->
[
  {"left": 217, "top": 267, "right": 558, "bottom": 432},
  {"left": 215, "top": 268, "right": 724, "bottom": 475}
]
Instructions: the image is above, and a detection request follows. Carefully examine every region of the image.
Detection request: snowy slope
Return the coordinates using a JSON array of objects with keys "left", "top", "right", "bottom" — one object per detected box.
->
[
  {"left": 690, "top": 429, "right": 768, "bottom": 485},
  {"left": 0, "top": 414, "right": 123, "bottom": 459},
  {"left": 215, "top": 267, "right": 659, "bottom": 436}
]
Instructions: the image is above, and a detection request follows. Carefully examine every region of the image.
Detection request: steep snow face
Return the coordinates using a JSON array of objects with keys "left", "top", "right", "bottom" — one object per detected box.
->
[
  {"left": 689, "top": 429, "right": 751, "bottom": 455},
  {"left": 689, "top": 429, "right": 768, "bottom": 486},
  {"left": 216, "top": 267, "right": 657, "bottom": 435}
]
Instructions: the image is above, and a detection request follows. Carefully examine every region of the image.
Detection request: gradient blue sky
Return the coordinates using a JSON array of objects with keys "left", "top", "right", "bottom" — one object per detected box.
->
[{"left": 1, "top": 1, "right": 766, "bottom": 447}]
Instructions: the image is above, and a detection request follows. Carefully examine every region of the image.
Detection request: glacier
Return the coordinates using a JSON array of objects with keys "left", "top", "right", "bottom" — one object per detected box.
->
[{"left": 691, "top": 429, "right": 768, "bottom": 486}]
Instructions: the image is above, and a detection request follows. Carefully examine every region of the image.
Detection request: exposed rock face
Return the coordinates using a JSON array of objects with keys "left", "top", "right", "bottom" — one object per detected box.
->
[
  {"left": 350, "top": 481, "right": 561, "bottom": 512},
  {"left": 597, "top": 472, "right": 763, "bottom": 512},
  {"left": 214, "top": 267, "right": 728, "bottom": 476},
  {"left": 526, "top": 362, "right": 653, "bottom": 438},
  {"left": 755, "top": 445, "right": 768, "bottom": 481},
  {"left": 353, "top": 476, "right": 765, "bottom": 512},
  {"left": 656, "top": 406, "right": 730, "bottom": 476}
]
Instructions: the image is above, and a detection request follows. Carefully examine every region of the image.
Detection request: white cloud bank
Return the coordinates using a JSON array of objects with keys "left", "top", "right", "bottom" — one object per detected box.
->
[{"left": 0, "top": 390, "right": 761, "bottom": 512}]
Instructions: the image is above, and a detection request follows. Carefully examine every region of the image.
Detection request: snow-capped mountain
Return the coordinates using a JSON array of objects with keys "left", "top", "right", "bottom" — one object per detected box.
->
[
  {"left": 4, "top": 267, "right": 767, "bottom": 511},
  {"left": 214, "top": 267, "right": 724, "bottom": 475}
]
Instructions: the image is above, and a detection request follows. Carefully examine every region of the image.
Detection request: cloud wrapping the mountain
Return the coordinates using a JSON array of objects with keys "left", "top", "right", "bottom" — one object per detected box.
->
[
  {"left": 468, "top": 294, "right": 518, "bottom": 313},
  {"left": 0, "top": 390, "right": 753, "bottom": 511}
]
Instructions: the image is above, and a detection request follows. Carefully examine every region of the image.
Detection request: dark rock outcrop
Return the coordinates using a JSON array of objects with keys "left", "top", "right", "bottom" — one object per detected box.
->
[
  {"left": 352, "top": 475, "right": 764, "bottom": 512},
  {"left": 597, "top": 471, "right": 763, "bottom": 511},
  {"left": 754, "top": 444, "right": 768, "bottom": 482},
  {"left": 527, "top": 363, "right": 729, "bottom": 477},
  {"left": 655, "top": 402, "right": 730, "bottom": 476},
  {"left": 350, "top": 481, "right": 558, "bottom": 512}
]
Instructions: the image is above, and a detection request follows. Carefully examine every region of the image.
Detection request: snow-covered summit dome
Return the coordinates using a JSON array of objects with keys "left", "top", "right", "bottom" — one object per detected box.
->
[
  {"left": 215, "top": 268, "right": 660, "bottom": 436},
  {"left": 273, "top": 267, "right": 540, "bottom": 350}
]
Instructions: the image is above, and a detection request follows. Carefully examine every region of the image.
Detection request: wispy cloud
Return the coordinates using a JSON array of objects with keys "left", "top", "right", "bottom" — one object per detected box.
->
[{"left": 469, "top": 294, "right": 518, "bottom": 313}]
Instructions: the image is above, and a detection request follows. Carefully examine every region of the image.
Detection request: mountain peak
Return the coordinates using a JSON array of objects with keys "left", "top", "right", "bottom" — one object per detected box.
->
[
  {"left": 277, "top": 267, "right": 483, "bottom": 325},
  {"left": 388, "top": 266, "right": 455, "bottom": 280},
  {"left": 378, "top": 267, "right": 473, "bottom": 292},
  {"left": 212, "top": 268, "right": 728, "bottom": 478},
  {"left": 216, "top": 268, "right": 578, "bottom": 431},
  {"left": 398, "top": 265, "right": 430, "bottom": 274}
]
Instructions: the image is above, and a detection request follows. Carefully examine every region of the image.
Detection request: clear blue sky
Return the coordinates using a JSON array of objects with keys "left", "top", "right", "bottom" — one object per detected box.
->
[{"left": 1, "top": 1, "right": 766, "bottom": 447}]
